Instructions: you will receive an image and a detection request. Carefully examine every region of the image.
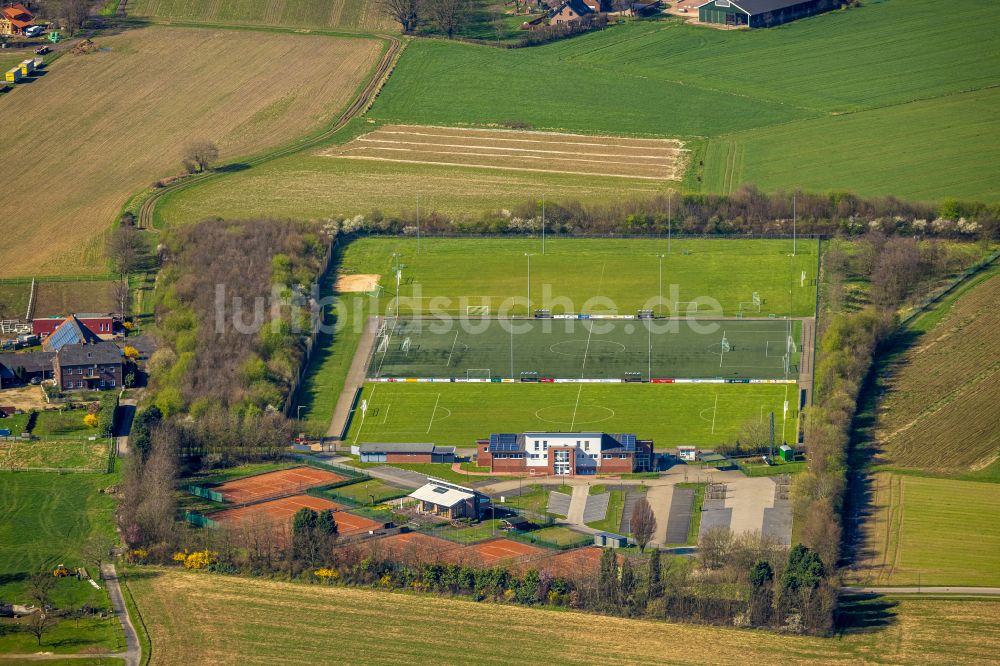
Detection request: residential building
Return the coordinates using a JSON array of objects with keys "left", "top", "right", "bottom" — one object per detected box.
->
[
  {"left": 0, "top": 351, "right": 55, "bottom": 388},
  {"left": 477, "top": 432, "right": 654, "bottom": 477},
  {"left": 354, "top": 442, "right": 456, "bottom": 464},
  {"left": 34, "top": 314, "right": 115, "bottom": 342},
  {"left": 53, "top": 341, "right": 123, "bottom": 391},
  {"left": 0, "top": 4, "right": 33, "bottom": 36},
  {"left": 551, "top": 0, "right": 595, "bottom": 24},
  {"left": 408, "top": 478, "right": 491, "bottom": 520}
]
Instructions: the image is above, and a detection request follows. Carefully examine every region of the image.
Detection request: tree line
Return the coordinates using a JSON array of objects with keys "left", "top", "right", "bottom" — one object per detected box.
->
[
  {"left": 129, "top": 507, "right": 836, "bottom": 634},
  {"left": 335, "top": 185, "right": 999, "bottom": 242}
]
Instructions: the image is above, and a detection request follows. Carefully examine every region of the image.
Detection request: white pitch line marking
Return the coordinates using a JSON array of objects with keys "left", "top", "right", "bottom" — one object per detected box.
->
[
  {"left": 569, "top": 384, "right": 584, "bottom": 431},
  {"left": 711, "top": 394, "right": 719, "bottom": 435},
  {"left": 445, "top": 330, "right": 459, "bottom": 367},
  {"left": 427, "top": 393, "right": 441, "bottom": 434}
]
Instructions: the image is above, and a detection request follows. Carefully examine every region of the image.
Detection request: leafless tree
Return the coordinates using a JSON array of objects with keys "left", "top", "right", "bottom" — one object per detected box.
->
[
  {"left": 426, "top": 0, "right": 468, "bottom": 38},
  {"left": 698, "top": 527, "right": 733, "bottom": 569},
  {"left": 379, "top": 0, "right": 421, "bottom": 33},
  {"left": 107, "top": 226, "right": 145, "bottom": 276},
  {"left": 491, "top": 7, "right": 505, "bottom": 45},
  {"left": 41, "top": 0, "right": 89, "bottom": 34},
  {"left": 26, "top": 608, "right": 55, "bottom": 646},
  {"left": 81, "top": 533, "right": 116, "bottom": 574},
  {"left": 629, "top": 497, "right": 656, "bottom": 552},
  {"left": 182, "top": 140, "right": 219, "bottom": 174}
]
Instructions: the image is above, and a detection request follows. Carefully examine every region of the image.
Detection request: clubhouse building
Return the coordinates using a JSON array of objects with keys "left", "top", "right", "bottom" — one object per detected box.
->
[{"left": 477, "top": 432, "right": 654, "bottom": 477}]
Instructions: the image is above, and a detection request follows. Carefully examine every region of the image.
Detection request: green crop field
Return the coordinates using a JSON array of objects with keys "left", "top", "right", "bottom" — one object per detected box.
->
[
  {"left": 362, "top": 0, "right": 1000, "bottom": 202},
  {"left": 337, "top": 237, "right": 818, "bottom": 317},
  {"left": 371, "top": 317, "right": 802, "bottom": 381},
  {"left": 347, "top": 382, "right": 798, "bottom": 448},
  {"left": 702, "top": 87, "right": 1000, "bottom": 201},
  {"left": 127, "top": 0, "right": 396, "bottom": 32},
  {"left": 132, "top": 568, "right": 1000, "bottom": 664},
  {"left": 857, "top": 473, "right": 1000, "bottom": 587}
]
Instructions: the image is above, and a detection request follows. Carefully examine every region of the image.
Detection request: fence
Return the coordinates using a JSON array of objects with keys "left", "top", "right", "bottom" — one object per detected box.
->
[
  {"left": 187, "top": 485, "right": 225, "bottom": 503},
  {"left": 184, "top": 511, "right": 219, "bottom": 528},
  {"left": 897, "top": 249, "right": 1000, "bottom": 328},
  {"left": 284, "top": 236, "right": 341, "bottom": 418}
]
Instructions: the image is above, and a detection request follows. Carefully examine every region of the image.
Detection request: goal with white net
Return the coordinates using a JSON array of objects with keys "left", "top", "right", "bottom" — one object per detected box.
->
[{"left": 466, "top": 368, "right": 491, "bottom": 380}]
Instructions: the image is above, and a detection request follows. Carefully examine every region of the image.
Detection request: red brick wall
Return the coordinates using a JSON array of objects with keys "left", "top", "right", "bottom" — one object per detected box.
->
[{"left": 599, "top": 456, "right": 635, "bottom": 474}]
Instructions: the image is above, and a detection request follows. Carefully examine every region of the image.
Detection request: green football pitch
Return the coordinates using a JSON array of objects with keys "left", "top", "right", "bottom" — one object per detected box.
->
[
  {"left": 348, "top": 383, "right": 799, "bottom": 448},
  {"left": 337, "top": 237, "right": 818, "bottom": 318},
  {"left": 369, "top": 317, "right": 802, "bottom": 381}
]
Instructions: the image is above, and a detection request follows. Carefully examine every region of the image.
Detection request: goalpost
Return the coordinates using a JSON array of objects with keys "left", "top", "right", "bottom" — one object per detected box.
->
[
  {"left": 401, "top": 337, "right": 412, "bottom": 354},
  {"left": 738, "top": 291, "right": 762, "bottom": 315},
  {"left": 466, "top": 368, "right": 491, "bottom": 380},
  {"left": 787, "top": 335, "right": 797, "bottom": 355}
]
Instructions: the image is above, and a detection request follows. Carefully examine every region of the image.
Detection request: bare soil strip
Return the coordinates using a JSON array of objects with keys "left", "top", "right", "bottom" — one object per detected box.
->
[{"left": 327, "top": 125, "right": 687, "bottom": 181}]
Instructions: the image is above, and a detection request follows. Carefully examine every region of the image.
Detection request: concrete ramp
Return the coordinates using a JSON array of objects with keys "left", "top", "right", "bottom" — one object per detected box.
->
[
  {"left": 547, "top": 491, "right": 572, "bottom": 517},
  {"left": 665, "top": 487, "right": 695, "bottom": 544},
  {"left": 583, "top": 492, "right": 610, "bottom": 524}
]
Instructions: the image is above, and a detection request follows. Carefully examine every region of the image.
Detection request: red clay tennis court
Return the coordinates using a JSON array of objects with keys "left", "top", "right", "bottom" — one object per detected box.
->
[
  {"left": 214, "top": 466, "right": 345, "bottom": 503},
  {"left": 468, "top": 538, "right": 548, "bottom": 565},
  {"left": 211, "top": 495, "right": 344, "bottom": 526},
  {"left": 532, "top": 546, "right": 605, "bottom": 577},
  {"left": 373, "top": 532, "right": 466, "bottom": 563},
  {"left": 211, "top": 494, "right": 385, "bottom": 535}
]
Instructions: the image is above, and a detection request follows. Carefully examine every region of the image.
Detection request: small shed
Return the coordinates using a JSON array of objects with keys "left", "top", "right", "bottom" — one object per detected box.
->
[
  {"left": 409, "top": 477, "right": 490, "bottom": 520},
  {"left": 501, "top": 516, "right": 533, "bottom": 531},
  {"left": 779, "top": 444, "right": 794, "bottom": 463},
  {"left": 594, "top": 531, "right": 629, "bottom": 549},
  {"left": 677, "top": 445, "right": 697, "bottom": 461}
]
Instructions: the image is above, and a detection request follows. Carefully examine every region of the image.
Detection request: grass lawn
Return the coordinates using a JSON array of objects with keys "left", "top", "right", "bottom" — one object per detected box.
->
[
  {"left": 500, "top": 485, "right": 551, "bottom": 516},
  {"left": 518, "top": 526, "right": 590, "bottom": 549},
  {"left": 328, "top": 236, "right": 818, "bottom": 318},
  {"left": 0, "top": 471, "right": 122, "bottom": 656},
  {"left": 856, "top": 473, "right": 1000, "bottom": 587},
  {"left": 345, "top": 459, "right": 496, "bottom": 485},
  {"left": 0, "top": 439, "right": 109, "bottom": 471},
  {"left": 130, "top": 568, "right": 1000, "bottom": 663},
  {"left": 349, "top": 382, "right": 796, "bottom": 449},
  {"left": 440, "top": 519, "right": 506, "bottom": 544},
  {"left": 0, "top": 283, "right": 30, "bottom": 319},
  {"left": 323, "top": 479, "right": 409, "bottom": 505},
  {"left": 31, "top": 409, "right": 101, "bottom": 438}
]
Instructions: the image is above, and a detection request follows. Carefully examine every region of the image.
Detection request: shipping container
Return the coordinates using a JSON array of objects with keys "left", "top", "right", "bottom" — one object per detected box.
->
[
  {"left": 33, "top": 56, "right": 44, "bottom": 67},
  {"left": 19, "top": 59, "right": 34, "bottom": 75},
  {"left": 5, "top": 68, "right": 22, "bottom": 83}
]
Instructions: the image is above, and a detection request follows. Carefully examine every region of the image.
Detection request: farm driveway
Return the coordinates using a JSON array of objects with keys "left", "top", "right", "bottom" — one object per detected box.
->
[
  {"left": 102, "top": 563, "right": 141, "bottom": 666},
  {"left": 645, "top": 485, "right": 674, "bottom": 546}
]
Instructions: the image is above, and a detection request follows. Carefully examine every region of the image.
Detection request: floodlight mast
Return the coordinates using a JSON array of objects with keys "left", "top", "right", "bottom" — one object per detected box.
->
[
  {"left": 541, "top": 193, "right": 546, "bottom": 255},
  {"left": 524, "top": 252, "right": 532, "bottom": 314},
  {"left": 667, "top": 189, "right": 672, "bottom": 255},
  {"left": 792, "top": 192, "right": 797, "bottom": 257},
  {"left": 658, "top": 254, "right": 665, "bottom": 317}
]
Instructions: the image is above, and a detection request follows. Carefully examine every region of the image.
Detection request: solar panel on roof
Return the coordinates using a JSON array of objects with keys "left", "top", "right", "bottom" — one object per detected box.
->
[
  {"left": 621, "top": 434, "right": 637, "bottom": 451},
  {"left": 432, "top": 486, "right": 449, "bottom": 494}
]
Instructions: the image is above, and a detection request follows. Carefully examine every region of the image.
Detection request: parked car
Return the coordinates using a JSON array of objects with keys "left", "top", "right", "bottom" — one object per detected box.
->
[
  {"left": 34, "top": 46, "right": 50, "bottom": 55},
  {"left": 24, "top": 25, "right": 45, "bottom": 38},
  {"left": 29, "top": 376, "right": 41, "bottom": 385}
]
